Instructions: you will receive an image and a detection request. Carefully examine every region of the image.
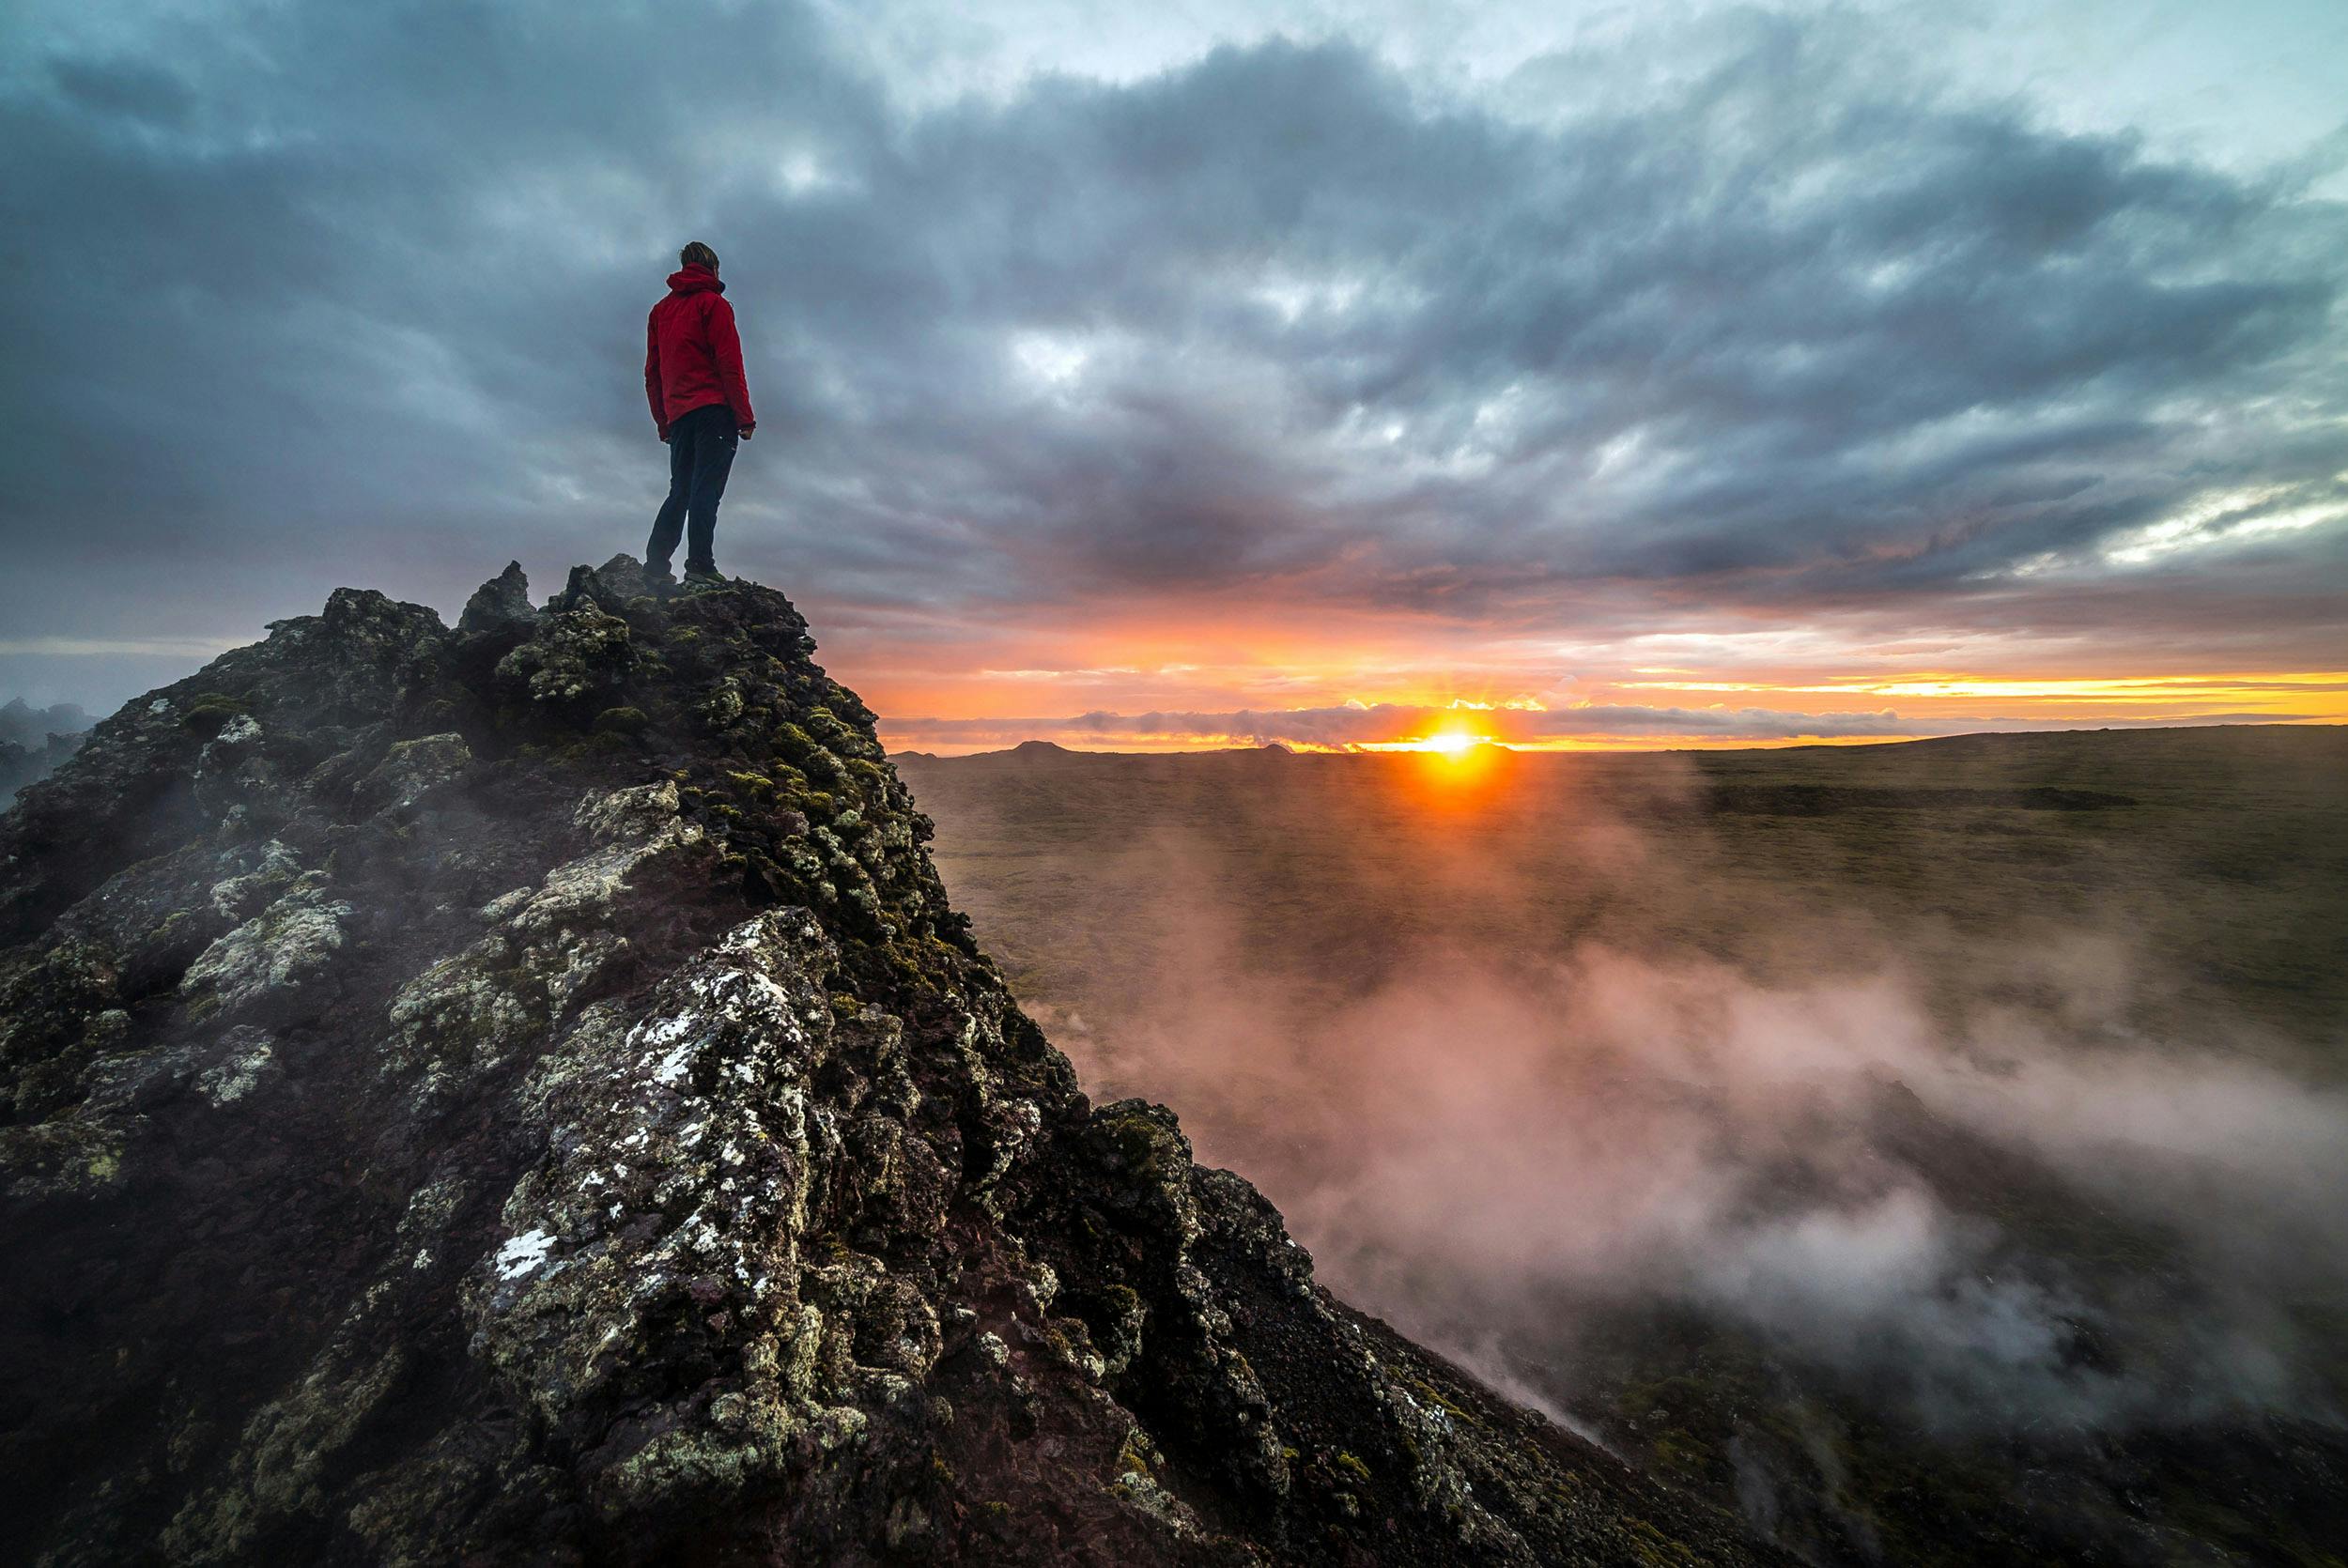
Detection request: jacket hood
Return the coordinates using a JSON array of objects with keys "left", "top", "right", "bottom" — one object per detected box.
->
[{"left": 666, "top": 265, "right": 724, "bottom": 296}]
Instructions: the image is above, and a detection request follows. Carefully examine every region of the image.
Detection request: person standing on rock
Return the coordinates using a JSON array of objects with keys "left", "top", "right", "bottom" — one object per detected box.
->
[{"left": 643, "top": 241, "right": 755, "bottom": 586}]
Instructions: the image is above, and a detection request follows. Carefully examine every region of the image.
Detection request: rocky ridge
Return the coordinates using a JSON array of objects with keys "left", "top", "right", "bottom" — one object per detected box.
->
[{"left": 0, "top": 560, "right": 1788, "bottom": 1566}]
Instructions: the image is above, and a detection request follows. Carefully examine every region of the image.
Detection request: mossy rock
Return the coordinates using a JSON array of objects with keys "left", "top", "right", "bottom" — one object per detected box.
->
[
  {"left": 773, "top": 722, "right": 818, "bottom": 763},
  {"left": 179, "top": 693, "right": 249, "bottom": 738},
  {"left": 725, "top": 770, "right": 777, "bottom": 800}
]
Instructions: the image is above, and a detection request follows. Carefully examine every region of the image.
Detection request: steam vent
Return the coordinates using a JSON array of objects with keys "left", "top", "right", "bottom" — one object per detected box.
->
[{"left": 0, "top": 561, "right": 1789, "bottom": 1565}]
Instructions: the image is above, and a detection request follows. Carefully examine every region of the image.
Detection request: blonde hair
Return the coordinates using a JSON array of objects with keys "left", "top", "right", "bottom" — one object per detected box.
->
[{"left": 679, "top": 241, "right": 719, "bottom": 270}]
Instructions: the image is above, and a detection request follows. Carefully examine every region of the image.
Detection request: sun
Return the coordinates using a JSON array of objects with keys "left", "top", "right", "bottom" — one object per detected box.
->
[
  {"left": 1422, "top": 728, "right": 1480, "bottom": 757},
  {"left": 1402, "top": 719, "right": 1506, "bottom": 771},
  {"left": 1360, "top": 716, "right": 1510, "bottom": 767},
  {"left": 1398, "top": 721, "right": 1507, "bottom": 796}
]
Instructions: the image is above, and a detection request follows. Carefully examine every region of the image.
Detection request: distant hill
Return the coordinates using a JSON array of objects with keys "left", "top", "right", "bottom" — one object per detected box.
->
[{"left": 0, "top": 698, "right": 92, "bottom": 803}]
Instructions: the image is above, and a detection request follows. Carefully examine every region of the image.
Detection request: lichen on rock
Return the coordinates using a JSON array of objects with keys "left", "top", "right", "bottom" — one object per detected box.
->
[{"left": 496, "top": 603, "right": 635, "bottom": 706}]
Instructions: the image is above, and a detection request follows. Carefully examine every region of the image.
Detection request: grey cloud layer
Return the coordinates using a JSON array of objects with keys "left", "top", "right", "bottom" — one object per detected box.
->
[{"left": 2, "top": 1, "right": 2343, "bottom": 691}]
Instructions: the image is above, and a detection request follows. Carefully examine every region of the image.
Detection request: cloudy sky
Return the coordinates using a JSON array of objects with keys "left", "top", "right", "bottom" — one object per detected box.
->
[{"left": 3, "top": 0, "right": 2343, "bottom": 751}]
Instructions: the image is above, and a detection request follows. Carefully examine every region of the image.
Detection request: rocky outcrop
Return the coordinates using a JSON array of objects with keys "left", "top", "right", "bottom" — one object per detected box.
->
[
  {"left": 0, "top": 699, "right": 93, "bottom": 805},
  {"left": 0, "top": 561, "right": 1787, "bottom": 1566}
]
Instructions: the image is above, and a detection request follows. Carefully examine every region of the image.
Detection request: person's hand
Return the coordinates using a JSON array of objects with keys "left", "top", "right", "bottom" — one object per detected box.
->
[
  {"left": 658, "top": 429, "right": 671, "bottom": 443},
  {"left": 738, "top": 425, "right": 754, "bottom": 441}
]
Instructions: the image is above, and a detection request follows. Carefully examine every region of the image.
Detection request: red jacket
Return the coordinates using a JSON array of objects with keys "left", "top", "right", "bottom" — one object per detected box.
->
[{"left": 645, "top": 265, "right": 755, "bottom": 437}]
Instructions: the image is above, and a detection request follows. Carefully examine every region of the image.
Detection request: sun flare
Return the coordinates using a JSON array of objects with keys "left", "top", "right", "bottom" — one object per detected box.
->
[
  {"left": 1421, "top": 728, "right": 1481, "bottom": 757},
  {"left": 1395, "top": 721, "right": 1510, "bottom": 786}
]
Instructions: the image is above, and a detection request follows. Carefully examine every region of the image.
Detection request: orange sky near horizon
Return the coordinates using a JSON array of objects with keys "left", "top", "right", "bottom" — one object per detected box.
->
[{"left": 805, "top": 592, "right": 2348, "bottom": 754}]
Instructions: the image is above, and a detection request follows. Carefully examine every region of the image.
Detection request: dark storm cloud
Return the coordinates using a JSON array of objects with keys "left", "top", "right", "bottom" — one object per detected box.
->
[{"left": 1, "top": 1, "right": 2343, "bottom": 685}]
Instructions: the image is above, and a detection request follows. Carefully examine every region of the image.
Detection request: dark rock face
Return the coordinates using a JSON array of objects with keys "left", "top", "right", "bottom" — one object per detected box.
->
[
  {"left": 0, "top": 564, "right": 1786, "bottom": 1566},
  {"left": 457, "top": 560, "right": 536, "bottom": 637}
]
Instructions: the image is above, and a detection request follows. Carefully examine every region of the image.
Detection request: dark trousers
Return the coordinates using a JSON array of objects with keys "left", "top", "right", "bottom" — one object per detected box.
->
[{"left": 646, "top": 403, "right": 738, "bottom": 573}]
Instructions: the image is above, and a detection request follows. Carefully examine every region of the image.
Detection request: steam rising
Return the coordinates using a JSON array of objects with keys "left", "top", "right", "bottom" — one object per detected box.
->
[{"left": 1006, "top": 770, "right": 2348, "bottom": 1438}]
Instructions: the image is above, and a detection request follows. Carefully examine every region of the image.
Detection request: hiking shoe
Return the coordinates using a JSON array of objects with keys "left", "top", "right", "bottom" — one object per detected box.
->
[
  {"left": 682, "top": 566, "right": 725, "bottom": 592},
  {"left": 643, "top": 562, "right": 678, "bottom": 591}
]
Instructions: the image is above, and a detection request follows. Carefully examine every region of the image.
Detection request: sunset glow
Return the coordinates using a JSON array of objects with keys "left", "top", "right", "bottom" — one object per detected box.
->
[
  {"left": 1375, "top": 717, "right": 1497, "bottom": 757},
  {"left": 847, "top": 619, "right": 2348, "bottom": 755}
]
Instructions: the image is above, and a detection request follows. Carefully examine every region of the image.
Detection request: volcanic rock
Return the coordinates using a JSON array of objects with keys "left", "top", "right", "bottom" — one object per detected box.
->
[
  {"left": 457, "top": 560, "right": 536, "bottom": 637},
  {"left": 0, "top": 562, "right": 1788, "bottom": 1565}
]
